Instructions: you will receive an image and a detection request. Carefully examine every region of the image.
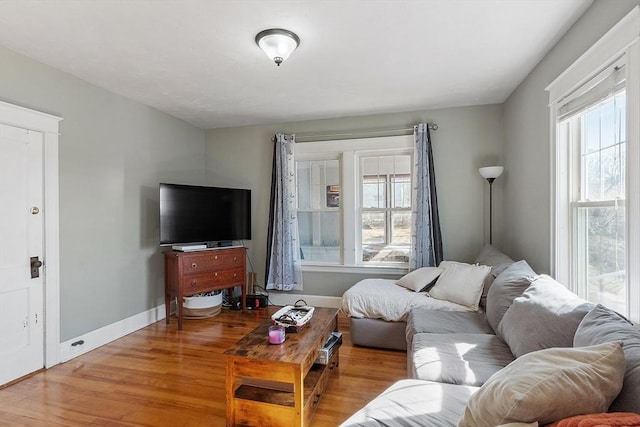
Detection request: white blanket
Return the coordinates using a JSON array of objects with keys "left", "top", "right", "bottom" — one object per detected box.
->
[{"left": 341, "top": 278, "right": 471, "bottom": 322}]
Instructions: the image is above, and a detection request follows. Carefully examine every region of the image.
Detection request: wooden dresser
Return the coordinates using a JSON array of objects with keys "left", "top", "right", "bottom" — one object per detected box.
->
[{"left": 164, "top": 246, "right": 246, "bottom": 329}]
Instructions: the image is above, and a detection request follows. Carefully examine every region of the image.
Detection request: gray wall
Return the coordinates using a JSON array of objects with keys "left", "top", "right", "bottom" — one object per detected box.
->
[
  {"left": 206, "top": 104, "right": 504, "bottom": 297},
  {"left": 0, "top": 46, "right": 206, "bottom": 340},
  {"left": 503, "top": 0, "right": 638, "bottom": 273}
]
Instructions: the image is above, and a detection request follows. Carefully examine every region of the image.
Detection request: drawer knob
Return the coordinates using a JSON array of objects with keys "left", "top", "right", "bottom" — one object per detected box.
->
[
  {"left": 190, "top": 281, "right": 197, "bottom": 287},
  {"left": 214, "top": 272, "right": 218, "bottom": 277},
  {"left": 191, "top": 262, "right": 197, "bottom": 268},
  {"left": 233, "top": 273, "right": 237, "bottom": 278},
  {"left": 215, "top": 255, "right": 218, "bottom": 260},
  {"left": 233, "top": 257, "right": 237, "bottom": 262}
]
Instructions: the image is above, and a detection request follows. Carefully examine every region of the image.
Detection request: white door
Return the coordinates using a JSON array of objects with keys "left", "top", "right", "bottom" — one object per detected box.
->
[{"left": 0, "top": 123, "right": 45, "bottom": 385}]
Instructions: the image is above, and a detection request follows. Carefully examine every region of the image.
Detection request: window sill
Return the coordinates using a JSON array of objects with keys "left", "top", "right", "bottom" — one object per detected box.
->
[{"left": 301, "top": 263, "right": 407, "bottom": 275}]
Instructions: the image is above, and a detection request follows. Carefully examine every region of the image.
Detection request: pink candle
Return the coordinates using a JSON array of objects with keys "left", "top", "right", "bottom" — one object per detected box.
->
[{"left": 268, "top": 325, "right": 285, "bottom": 344}]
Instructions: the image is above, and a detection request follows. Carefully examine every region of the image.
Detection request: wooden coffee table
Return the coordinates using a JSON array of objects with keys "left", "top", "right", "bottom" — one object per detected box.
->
[{"left": 224, "top": 307, "right": 339, "bottom": 427}]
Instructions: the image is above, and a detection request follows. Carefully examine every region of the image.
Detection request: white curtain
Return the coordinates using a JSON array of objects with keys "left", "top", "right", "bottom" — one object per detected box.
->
[
  {"left": 410, "top": 123, "right": 443, "bottom": 269},
  {"left": 266, "top": 134, "right": 303, "bottom": 291}
]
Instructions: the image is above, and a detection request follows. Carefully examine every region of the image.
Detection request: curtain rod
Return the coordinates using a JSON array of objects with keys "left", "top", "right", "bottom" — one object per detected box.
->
[{"left": 284, "top": 123, "right": 438, "bottom": 143}]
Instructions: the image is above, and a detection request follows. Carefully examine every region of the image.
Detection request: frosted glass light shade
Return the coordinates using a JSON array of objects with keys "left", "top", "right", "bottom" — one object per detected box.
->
[
  {"left": 255, "top": 29, "right": 300, "bottom": 66},
  {"left": 479, "top": 166, "right": 504, "bottom": 179}
]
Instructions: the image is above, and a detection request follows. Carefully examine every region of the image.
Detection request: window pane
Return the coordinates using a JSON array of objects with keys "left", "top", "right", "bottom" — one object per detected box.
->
[
  {"left": 362, "top": 211, "right": 385, "bottom": 245},
  {"left": 584, "top": 108, "right": 600, "bottom": 154},
  {"left": 575, "top": 206, "right": 626, "bottom": 315},
  {"left": 392, "top": 176, "right": 411, "bottom": 208},
  {"left": 297, "top": 161, "right": 312, "bottom": 209},
  {"left": 600, "top": 98, "right": 615, "bottom": 149},
  {"left": 601, "top": 145, "right": 623, "bottom": 199},
  {"left": 620, "top": 142, "right": 626, "bottom": 195},
  {"left": 583, "top": 151, "right": 601, "bottom": 200},
  {"left": 362, "top": 177, "right": 386, "bottom": 208},
  {"left": 325, "top": 160, "right": 340, "bottom": 187},
  {"left": 298, "top": 211, "right": 340, "bottom": 263},
  {"left": 616, "top": 92, "right": 626, "bottom": 142},
  {"left": 297, "top": 159, "right": 340, "bottom": 209},
  {"left": 391, "top": 211, "right": 411, "bottom": 246},
  {"left": 362, "top": 211, "right": 410, "bottom": 263}
]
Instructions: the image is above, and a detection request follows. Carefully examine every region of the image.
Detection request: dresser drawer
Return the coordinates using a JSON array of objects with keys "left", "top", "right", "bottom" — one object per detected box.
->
[
  {"left": 181, "top": 250, "right": 244, "bottom": 274},
  {"left": 182, "top": 268, "right": 245, "bottom": 295}
]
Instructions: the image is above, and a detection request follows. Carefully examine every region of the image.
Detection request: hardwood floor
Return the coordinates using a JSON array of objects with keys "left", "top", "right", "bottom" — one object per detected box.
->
[{"left": 0, "top": 306, "right": 406, "bottom": 426}]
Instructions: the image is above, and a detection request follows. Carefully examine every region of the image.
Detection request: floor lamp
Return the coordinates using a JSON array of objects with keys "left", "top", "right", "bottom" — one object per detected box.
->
[{"left": 479, "top": 166, "right": 504, "bottom": 245}]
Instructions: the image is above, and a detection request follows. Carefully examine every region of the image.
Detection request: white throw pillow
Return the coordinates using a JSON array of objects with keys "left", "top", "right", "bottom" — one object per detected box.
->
[
  {"left": 396, "top": 267, "right": 443, "bottom": 292},
  {"left": 458, "top": 341, "right": 625, "bottom": 427},
  {"left": 428, "top": 261, "right": 490, "bottom": 310}
]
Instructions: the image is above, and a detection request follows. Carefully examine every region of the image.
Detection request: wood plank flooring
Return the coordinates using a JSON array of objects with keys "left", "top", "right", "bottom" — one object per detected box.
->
[{"left": 0, "top": 306, "right": 407, "bottom": 426}]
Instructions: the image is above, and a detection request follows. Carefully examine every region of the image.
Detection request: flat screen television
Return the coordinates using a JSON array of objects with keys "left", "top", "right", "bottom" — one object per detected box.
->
[{"left": 159, "top": 183, "right": 251, "bottom": 246}]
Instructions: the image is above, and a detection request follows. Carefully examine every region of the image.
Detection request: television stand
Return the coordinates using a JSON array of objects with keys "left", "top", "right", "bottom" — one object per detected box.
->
[{"left": 164, "top": 247, "right": 247, "bottom": 329}]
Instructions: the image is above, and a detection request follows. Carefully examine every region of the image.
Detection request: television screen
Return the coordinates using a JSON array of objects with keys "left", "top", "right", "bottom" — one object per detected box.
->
[{"left": 159, "top": 183, "right": 251, "bottom": 245}]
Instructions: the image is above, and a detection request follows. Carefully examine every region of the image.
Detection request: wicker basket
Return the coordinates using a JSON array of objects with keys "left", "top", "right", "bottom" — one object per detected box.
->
[{"left": 183, "top": 292, "right": 223, "bottom": 319}]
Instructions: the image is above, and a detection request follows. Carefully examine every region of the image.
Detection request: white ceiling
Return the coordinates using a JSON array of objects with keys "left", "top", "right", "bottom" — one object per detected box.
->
[{"left": 0, "top": 0, "right": 593, "bottom": 130}]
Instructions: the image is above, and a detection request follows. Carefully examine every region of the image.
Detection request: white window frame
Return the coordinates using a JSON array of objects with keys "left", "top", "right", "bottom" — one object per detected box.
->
[
  {"left": 295, "top": 135, "right": 413, "bottom": 274},
  {"left": 547, "top": 6, "right": 640, "bottom": 322}
]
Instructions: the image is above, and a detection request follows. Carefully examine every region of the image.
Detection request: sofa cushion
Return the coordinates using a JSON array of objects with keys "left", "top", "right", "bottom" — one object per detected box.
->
[
  {"left": 340, "top": 379, "right": 478, "bottom": 427},
  {"left": 430, "top": 261, "right": 490, "bottom": 311},
  {"left": 497, "top": 274, "right": 593, "bottom": 357},
  {"left": 410, "top": 333, "right": 514, "bottom": 386},
  {"left": 350, "top": 317, "right": 407, "bottom": 351},
  {"left": 396, "top": 266, "right": 443, "bottom": 292},
  {"left": 459, "top": 342, "right": 625, "bottom": 427},
  {"left": 405, "top": 309, "right": 494, "bottom": 349},
  {"left": 474, "top": 244, "right": 515, "bottom": 305},
  {"left": 574, "top": 304, "right": 640, "bottom": 413},
  {"left": 485, "top": 260, "right": 536, "bottom": 332}
]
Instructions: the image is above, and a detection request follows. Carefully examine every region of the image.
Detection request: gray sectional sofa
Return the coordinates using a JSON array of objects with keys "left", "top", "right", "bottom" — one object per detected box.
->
[{"left": 341, "top": 247, "right": 640, "bottom": 426}]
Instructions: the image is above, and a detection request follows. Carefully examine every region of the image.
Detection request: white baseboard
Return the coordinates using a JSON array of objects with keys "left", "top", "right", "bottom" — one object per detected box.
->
[
  {"left": 59, "top": 304, "right": 166, "bottom": 362},
  {"left": 267, "top": 293, "right": 342, "bottom": 309}
]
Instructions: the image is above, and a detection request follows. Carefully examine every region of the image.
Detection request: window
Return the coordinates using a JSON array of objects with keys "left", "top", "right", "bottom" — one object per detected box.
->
[
  {"left": 295, "top": 135, "right": 413, "bottom": 272},
  {"left": 361, "top": 155, "right": 412, "bottom": 263},
  {"left": 557, "top": 69, "right": 626, "bottom": 314},
  {"left": 548, "top": 8, "right": 640, "bottom": 322},
  {"left": 296, "top": 159, "right": 341, "bottom": 263}
]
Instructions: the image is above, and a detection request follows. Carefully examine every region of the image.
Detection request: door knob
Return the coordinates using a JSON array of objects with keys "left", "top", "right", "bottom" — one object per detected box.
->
[{"left": 30, "top": 256, "right": 43, "bottom": 279}]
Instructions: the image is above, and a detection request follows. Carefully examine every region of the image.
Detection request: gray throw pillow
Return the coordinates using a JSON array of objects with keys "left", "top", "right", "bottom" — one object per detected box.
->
[
  {"left": 474, "top": 244, "right": 514, "bottom": 266},
  {"left": 497, "top": 275, "right": 594, "bottom": 357},
  {"left": 485, "top": 260, "right": 536, "bottom": 332},
  {"left": 574, "top": 304, "right": 640, "bottom": 413},
  {"left": 474, "top": 245, "right": 515, "bottom": 306}
]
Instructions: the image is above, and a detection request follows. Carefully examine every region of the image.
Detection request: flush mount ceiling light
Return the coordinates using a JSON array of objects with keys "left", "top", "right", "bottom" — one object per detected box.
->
[{"left": 255, "top": 28, "right": 300, "bottom": 66}]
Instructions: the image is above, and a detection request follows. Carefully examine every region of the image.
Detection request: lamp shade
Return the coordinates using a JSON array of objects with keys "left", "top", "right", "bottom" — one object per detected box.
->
[
  {"left": 479, "top": 166, "right": 504, "bottom": 179},
  {"left": 255, "top": 28, "right": 300, "bottom": 66}
]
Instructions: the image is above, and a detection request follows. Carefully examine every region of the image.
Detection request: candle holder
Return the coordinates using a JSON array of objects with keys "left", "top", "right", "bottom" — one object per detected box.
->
[{"left": 268, "top": 324, "right": 285, "bottom": 344}]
